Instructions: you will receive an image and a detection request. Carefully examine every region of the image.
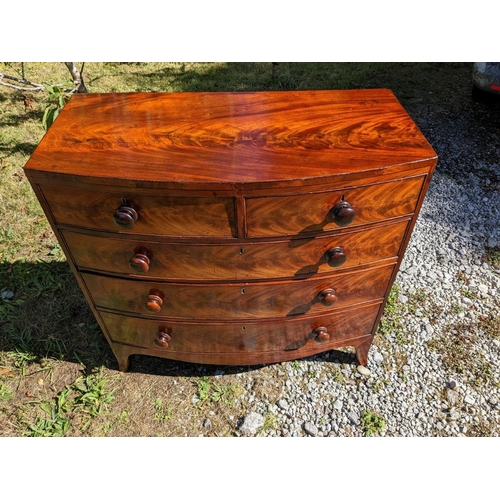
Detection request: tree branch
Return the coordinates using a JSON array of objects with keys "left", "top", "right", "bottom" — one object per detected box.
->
[
  {"left": 64, "top": 62, "right": 88, "bottom": 93},
  {"left": 0, "top": 73, "right": 45, "bottom": 91}
]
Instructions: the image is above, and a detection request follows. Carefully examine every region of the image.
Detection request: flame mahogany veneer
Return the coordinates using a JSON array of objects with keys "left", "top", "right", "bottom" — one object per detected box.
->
[{"left": 24, "top": 90, "right": 437, "bottom": 372}]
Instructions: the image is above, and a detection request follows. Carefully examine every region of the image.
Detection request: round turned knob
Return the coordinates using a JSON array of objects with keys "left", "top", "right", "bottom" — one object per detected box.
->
[
  {"left": 325, "top": 246, "right": 346, "bottom": 267},
  {"left": 330, "top": 200, "right": 356, "bottom": 227},
  {"left": 313, "top": 327, "right": 330, "bottom": 342},
  {"left": 129, "top": 248, "right": 152, "bottom": 273},
  {"left": 153, "top": 327, "right": 172, "bottom": 349},
  {"left": 113, "top": 205, "right": 138, "bottom": 229},
  {"left": 145, "top": 290, "right": 164, "bottom": 313},
  {"left": 319, "top": 288, "right": 338, "bottom": 306}
]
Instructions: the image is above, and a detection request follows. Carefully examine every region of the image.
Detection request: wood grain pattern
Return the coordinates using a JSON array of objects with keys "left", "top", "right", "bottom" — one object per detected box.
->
[
  {"left": 40, "top": 185, "right": 237, "bottom": 237},
  {"left": 246, "top": 175, "right": 425, "bottom": 237},
  {"left": 63, "top": 219, "right": 408, "bottom": 281},
  {"left": 24, "top": 90, "right": 437, "bottom": 188},
  {"left": 82, "top": 263, "right": 394, "bottom": 320},
  {"left": 99, "top": 302, "right": 381, "bottom": 363},
  {"left": 23, "top": 90, "right": 438, "bottom": 371}
]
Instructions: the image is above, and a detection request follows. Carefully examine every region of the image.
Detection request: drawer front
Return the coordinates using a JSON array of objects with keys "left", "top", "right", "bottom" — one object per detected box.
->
[
  {"left": 246, "top": 176, "right": 425, "bottom": 237},
  {"left": 64, "top": 219, "right": 408, "bottom": 281},
  {"left": 40, "top": 185, "right": 237, "bottom": 237},
  {"left": 82, "top": 264, "right": 393, "bottom": 320},
  {"left": 99, "top": 302, "right": 381, "bottom": 355}
]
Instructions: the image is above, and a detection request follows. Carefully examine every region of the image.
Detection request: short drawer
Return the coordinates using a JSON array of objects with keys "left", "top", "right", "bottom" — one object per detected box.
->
[
  {"left": 245, "top": 176, "right": 425, "bottom": 237},
  {"left": 99, "top": 302, "right": 381, "bottom": 356},
  {"left": 82, "top": 263, "right": 393, "bottom": 320},
  {"left": 64, "top": 218, "right": 408, "bottom": 281},
  {"left": 40, "top": 185, "right": 237, "bottom": 237}
]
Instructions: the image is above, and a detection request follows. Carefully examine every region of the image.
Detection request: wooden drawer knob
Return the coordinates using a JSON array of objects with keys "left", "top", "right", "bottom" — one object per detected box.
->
[
  {"left": 113, "top": 204, "right": 138, "bottom": 229},
  {"left": 153, "top": 327, "right": 172, "bottom": 349},
  {"left": 129, "top": 248, "right": 152, "bottom": 273},
  {"left": 325, "top": 246, "right": 346, "bottom": 267},
  {"left": 313, "top": 327, "right": 330, "bottom": 342},
  {"left": 330, "top": 200, "right": 356, "bottom": 227},
  {"left": 145, "top": 289, "right": 164, "bottom": 313},
  {"left": 319, "top": 288, "right": 338, "bottom": 306}
]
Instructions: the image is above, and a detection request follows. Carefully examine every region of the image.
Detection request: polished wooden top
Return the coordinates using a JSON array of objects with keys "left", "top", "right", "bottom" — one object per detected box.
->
[{"left": 24, "top": 90, "right": 437, "bottom": 187}]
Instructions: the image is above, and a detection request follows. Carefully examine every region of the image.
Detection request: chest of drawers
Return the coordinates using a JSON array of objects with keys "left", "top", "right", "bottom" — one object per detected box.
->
[{"left": 24, "top": 90, "right": 437, "bottom": 372}]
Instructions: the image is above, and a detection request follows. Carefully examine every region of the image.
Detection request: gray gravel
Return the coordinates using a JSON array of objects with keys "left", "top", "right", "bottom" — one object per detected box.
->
[{"left": 233, "top": 79, "right": 500, "bottom": 437}]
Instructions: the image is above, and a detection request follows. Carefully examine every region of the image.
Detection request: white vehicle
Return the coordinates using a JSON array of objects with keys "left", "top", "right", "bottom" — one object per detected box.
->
[{"left": 472, "top": 62, "right": 500, "bottom": 99}]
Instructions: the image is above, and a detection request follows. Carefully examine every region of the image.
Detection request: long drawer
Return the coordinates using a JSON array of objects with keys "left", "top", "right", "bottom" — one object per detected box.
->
[
  {"left": 63, "top": 218, "right": 408, "bottom": 281},
  {"left": 40, "top": 185, "right": 237, "bottom": 237},
  {"left": 245, "top": 175, "right": 425, "bottom": 237},
  {"left": 82, "top": 263, "right": 393, "bottom": 320},
  {"left": 100, "top": 302, "right": 381, "bottom": 356}
]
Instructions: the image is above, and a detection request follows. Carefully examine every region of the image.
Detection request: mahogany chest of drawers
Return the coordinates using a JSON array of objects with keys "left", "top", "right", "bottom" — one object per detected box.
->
[{"left": 24, "top": 90, "right": 437, "bottom": 372}]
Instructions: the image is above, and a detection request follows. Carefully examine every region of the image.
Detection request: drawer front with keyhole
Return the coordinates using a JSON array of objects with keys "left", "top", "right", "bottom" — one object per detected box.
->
[
  {"left": 63, "top": 219, "right": 408, "bottom": 281},
  {"left": 245, "top": 176, "right": 425, "bottom": 237},
  {"left": 82, "top": 263, "right": 394, "bottom": 320}
]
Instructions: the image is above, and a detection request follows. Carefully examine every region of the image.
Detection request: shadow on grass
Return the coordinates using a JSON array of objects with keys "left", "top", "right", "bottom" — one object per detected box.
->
[
  {"left": 0, "top": 259, "right": 360, "bottom": 377},
  {"left": 119, "top": 61, "right": 399, "bottom": 94}
]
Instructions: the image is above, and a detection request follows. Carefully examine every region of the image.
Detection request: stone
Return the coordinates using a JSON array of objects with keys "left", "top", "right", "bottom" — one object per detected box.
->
[
  {"left": 203, "top": 418, "right": 212, "bottom": 428},
  {"left": 239, "top": 412, "right": 265, "bottom": 435},
  {"left": 373, "top": 352, "right": 384, "bottom": 364},
  {"left": 333, "top": 399, "right": 343, "bottom": 411},
  {"left": 464, "top": 395, "right": 476, "bottom": 405},
  {"left": 449, "top": 409, "right": 460, "bottom": 421},
  {"left": 304, "top": 422, "right": 318, "bottom": 436},
  {"left": 347, "top": 411, "right": 360, "bottom": 425},
  {"left": 447, "top": 379, "right": 457, "bottom": 390},
  {"left": 277, "top": 399, "right": 289, "bottom": 410},
  {"left": 0, "top": 291, "right": 14, "bottom": 300},
  {"left": 445, "top": 388, "right": 459, "bottom": 407},
  {"left": 357, "top": 365, "right": 371, "bottom": 376}
]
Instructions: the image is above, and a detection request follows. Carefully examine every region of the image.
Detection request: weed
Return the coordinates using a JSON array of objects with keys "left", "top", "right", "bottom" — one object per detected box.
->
[
  {"left": 258, "top": 413, "right": 278, "bottom": 436},
  {"left": 451, "top": 304, "right": 465, "bottom": 314},
  {"left": 480, "top": 314, "right": 500, "bottom": 339},
  {"left": 291, "top": 360, "right": 301, "bottom": 371},
  {"left": 0, "top": 383, "right": 12, "bottom": 401},
  {"left": 485, "top": 246, "right": 500, "bottom": 268},
  {"left": 24, "top": 369, "right": 115, "bottom": 436},
  {"left": 460, "top": 289, "right": 477, "bottom": 299},
  {"left": 378, "top": 285, "right": 407, "bottom": 344},
  {"left": 331, "top": 369, "right": 344, "bottom": 384},
  {"left": 362, "top": 410, "right": 386, "bottom": 436},
  {"left": 153, "top": 398, "right": 174, "bottom": 422},
  {"left": 26, "top": 387, "right": 72, "bottom": 437},
  {"left": 194, "top": 377, "right": 244, "bottom": 407},
  {"left": 72, "top": 371, "right": 115, "bottom": 422},
  {"left": 427, "top": 324, "right": 494, "bottom": 386},
  {"left": 372, "top": 378, "right": 391, "bottom": 393}
]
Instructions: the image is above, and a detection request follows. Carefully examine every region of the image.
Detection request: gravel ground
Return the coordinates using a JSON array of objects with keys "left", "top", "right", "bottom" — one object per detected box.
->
[{"left": 235, "top": 76, "right": 500, "bottom": 437}]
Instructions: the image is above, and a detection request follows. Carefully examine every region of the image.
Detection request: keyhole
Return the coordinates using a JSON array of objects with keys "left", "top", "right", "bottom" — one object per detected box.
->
[
  {"left": 239, "top": 248, "right": 244, "bottom": 254},
  {"left": 241, "top": 288, "right": 246, "bottom": 294}
]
